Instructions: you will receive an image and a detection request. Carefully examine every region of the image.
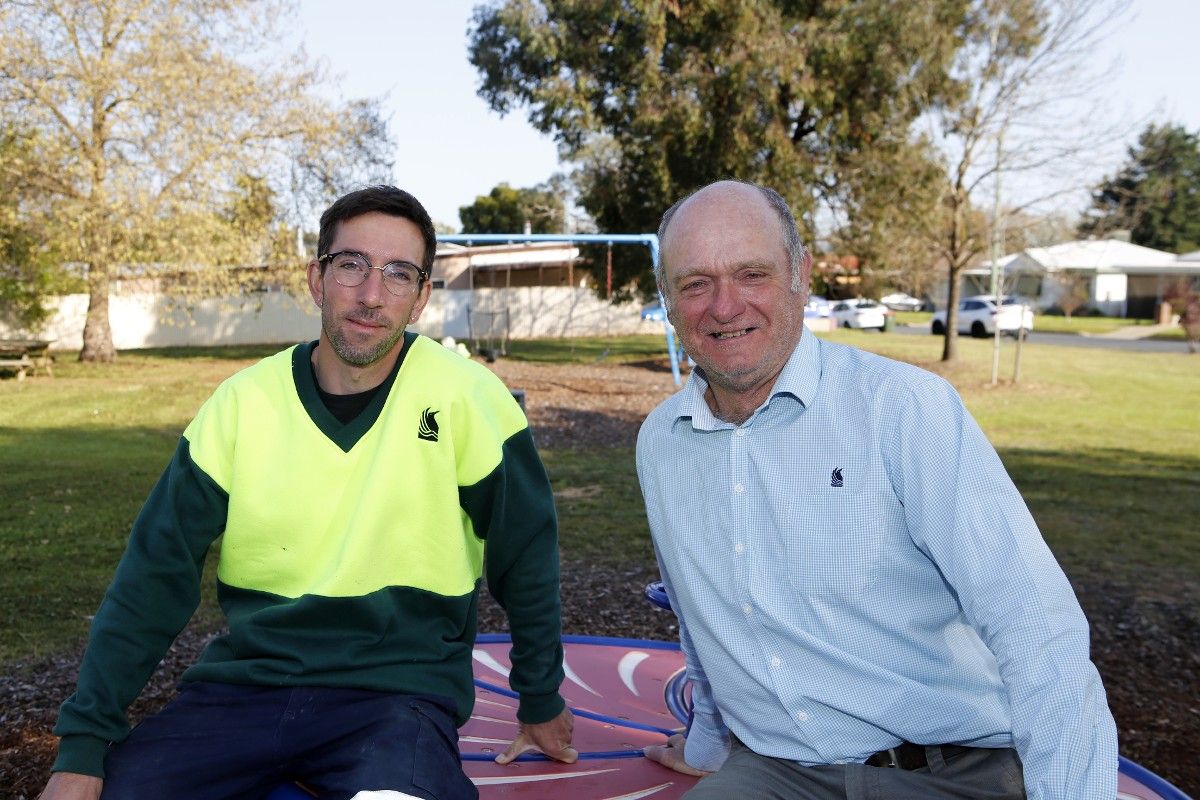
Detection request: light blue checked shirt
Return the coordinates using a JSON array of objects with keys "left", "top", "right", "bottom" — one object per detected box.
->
[{"left": 636, "top": 331, "right": 1117, "bottom": 800}]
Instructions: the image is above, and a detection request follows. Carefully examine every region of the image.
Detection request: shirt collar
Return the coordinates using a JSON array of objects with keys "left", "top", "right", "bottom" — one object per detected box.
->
[
  {"left": 676, "top": 367, "right": 721, "bottom": 429},
  {"left": 674, "top": 329, "right": 821, "bottom": 430},
  {"left": 770, "top": 328, "right": 822, "bottom": 409}
]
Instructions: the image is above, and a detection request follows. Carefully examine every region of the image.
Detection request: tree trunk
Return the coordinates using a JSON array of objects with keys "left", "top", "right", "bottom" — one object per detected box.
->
[
  {"left": 941, "top": 264, "right": 962, "bottom": 361},
  {"left": 79, "top": 262, "right": 116, "bottom": 362}
]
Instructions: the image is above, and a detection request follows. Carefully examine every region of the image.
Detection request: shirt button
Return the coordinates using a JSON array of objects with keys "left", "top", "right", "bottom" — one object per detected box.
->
[
  {"left": 742, "top": 604, "right": 752, "bottom": 616},
  {"left": 794, "top": 711, "right": 809, "bottom": 722},
  {"left": 735, "top": 428, "right": 746, "bottom": 437},
  {"left": 770, "top": 656, "right": 781, "bottom": 668},
  {"left": 734, "top": 483, "right": 745, "bottom": 494},
  {"left": 735, "top": 542, "right": 744, "bottom": 554}
]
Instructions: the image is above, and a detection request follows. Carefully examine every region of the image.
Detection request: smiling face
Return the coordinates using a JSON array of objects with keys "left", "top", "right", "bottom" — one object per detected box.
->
[
  {"left": 660, "top": 183, "right": 808, "bottom": 416},
  {"left": 307, "top": 211, "right": 431, "bottom": 389}
]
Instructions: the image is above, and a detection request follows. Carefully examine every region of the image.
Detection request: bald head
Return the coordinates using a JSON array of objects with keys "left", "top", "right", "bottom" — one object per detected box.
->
[{"left": 656, "top": 181, "right": 808, "bottom": 309}]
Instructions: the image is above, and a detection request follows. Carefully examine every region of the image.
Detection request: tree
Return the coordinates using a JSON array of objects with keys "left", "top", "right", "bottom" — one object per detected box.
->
[
  {"left": 0, "top": 125, "right": 61, "bottom": 331},
  {"left": 1079, "top": 123, "right": 1200, "bottom": 253},
  {"left": 459, "top": 182, "right": 566, "bottom": 234},
  {"left": 0, "top": 214, "right": 62, "bottom": 334},
  {"left": 1052, "top": 272, "right": 1090, "bottom": 318},
  {"left": 225, "top": 175, "right": 279, "bottom": 255},
  {"left": 1164, "top": 279, "right": 1200, "bottom": 354},
  {"left": 1004, "top": 209, "right": 1078, "bottom": 249},
  {"left": 0, "top": 0, "right": 393, "bottom": 361},
  {"left": 920, "top": 0, "right": 1129, "bottom": 361},
  {"left": 830, "top": 134, "right": 947, "bottom": 301},
  {"left": 469, "top": 0, "right": 970, "bottom": 295}
]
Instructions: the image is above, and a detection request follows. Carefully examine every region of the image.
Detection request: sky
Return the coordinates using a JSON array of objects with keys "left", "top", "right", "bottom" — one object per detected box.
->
[{"left": 294, "top": 0, "right": 1200, "bottom": 231}]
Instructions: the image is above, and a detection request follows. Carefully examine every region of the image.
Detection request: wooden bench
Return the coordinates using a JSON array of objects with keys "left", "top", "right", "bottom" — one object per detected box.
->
[{"left": 0, "top": 339, "right": 54, "bottom": 380}]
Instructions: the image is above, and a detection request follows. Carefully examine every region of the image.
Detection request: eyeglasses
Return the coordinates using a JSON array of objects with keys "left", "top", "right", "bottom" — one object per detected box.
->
[{"left": 318, "top": 250, "right": 430, "bottom": 296}]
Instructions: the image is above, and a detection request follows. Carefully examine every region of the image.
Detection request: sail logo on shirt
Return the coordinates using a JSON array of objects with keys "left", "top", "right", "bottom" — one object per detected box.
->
[
  {"left": 418, "top": 408, "right": 440, "bottom": 442},
  {"left": 831, "top": 467, "right": 844, "bottom": 487}
]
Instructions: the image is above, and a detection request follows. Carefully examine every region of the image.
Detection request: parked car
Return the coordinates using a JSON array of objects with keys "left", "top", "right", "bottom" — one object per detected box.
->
[
  {"left": 805, "top": 295, "right": 833, "bottom": 319},
  {"left": 830, "top": 298, "right": 888, "bottom": 330},
  {"left": 640, "top": 301, "right": 666, "bottom": 322},
  {"left": 930, "top": 295, "right": 1035, "bottom": 337},
  {"left": 880, "top": 292, "right": 926, "bottom": 312}
]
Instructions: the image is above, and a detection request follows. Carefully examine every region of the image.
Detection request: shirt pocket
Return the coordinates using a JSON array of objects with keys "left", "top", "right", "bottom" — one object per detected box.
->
[{"left": 780, "top": 488, "right": 885, "bottom": 598}]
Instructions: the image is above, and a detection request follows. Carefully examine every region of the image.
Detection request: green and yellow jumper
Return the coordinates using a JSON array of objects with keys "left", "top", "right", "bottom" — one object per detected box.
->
[{"left": 52, "top": 334, "right": 565, "bottom": 777}]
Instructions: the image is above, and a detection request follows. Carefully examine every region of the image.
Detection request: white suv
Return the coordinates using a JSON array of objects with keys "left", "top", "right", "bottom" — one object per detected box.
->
[
  {"left": 931, "top": 295, "right": 1035, "bottom": 337},
  {"left": 830, "top": 299, "right": 888, "bottom": 330}
]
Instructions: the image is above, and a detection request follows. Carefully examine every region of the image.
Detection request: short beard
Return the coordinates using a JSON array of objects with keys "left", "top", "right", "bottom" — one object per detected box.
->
[
  {"left": 323, "top": 309, "right": 405, "bottom": 367},
  {"left": 696, "top": 361, "right": 763, "bottom": 395}
]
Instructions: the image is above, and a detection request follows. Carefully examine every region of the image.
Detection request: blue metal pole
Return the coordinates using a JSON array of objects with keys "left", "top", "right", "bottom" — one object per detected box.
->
[
  {"left": 643, "top": 236, "right": 681, "bottom": 385},
  {"left": 437, "top": 233, "right": 659, "bottom": 246}
]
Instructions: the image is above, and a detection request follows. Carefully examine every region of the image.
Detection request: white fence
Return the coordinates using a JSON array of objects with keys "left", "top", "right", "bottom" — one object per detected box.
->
[{"left": 4, "top": 287, "right": 664, "bottom": 351}]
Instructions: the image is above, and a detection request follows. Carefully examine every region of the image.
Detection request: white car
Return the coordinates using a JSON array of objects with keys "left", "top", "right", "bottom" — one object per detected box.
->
[
  {"left": 830, "top": 299, "right": 888, "bottom": 330},
  {"left": 640, "top": 301, "right": 666, "bottom": 322},
  {"left": 931, "top": 295, "right": 1035, "bottom": 337},
  {"left": 805, "top": 295, "right": 832, "bottom": 319},
  {"left": 880, "top": 292, "right": 925, "bottom": 312}
]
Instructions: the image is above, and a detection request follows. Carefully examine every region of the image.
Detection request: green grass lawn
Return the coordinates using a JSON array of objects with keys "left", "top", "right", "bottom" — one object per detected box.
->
[
  {"left": 2, "top": 335, "right": 1197, "bottom": 664},
  {"left": 0, "top": 351, "right": 268, "bottom": 662},
  {"left": 1026, "top": 315, "right": 1149, "bottom": 335},
  {"left": 891, "top": 310, "right": 933, "bottom": 326},
  {"left": 1149, "top": 327, "right": 1186, "bottom": 340}
]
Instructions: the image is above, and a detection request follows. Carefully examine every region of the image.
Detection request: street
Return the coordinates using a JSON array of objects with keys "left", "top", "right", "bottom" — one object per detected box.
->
[{"left": 891, "top": 324, "right": 1191, "bottom": 354}]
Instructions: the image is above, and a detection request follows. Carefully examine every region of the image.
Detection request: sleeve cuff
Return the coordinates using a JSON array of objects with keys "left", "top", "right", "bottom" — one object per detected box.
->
[
  {"left": 52, "top": 734, "right": 110, "bottom": 778},
  {"left": 516, "top": 691, "right": 566, "bottom": 725},
  {"left": 685, "top": 714, "right": 731, "bottom": 772}
]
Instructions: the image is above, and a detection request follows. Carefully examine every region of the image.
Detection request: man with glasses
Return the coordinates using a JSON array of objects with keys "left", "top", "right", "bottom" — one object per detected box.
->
[{"left": 40, "top": 186, "right": 574, "bottom": 800}]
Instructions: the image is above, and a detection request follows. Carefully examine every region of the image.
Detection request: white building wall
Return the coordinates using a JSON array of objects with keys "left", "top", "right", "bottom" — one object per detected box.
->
[
  {"left": 4, "top": 287, "right": 663, "bottom": 350},
  {"left": 416, "top": 287, "right": 660, "bottom": 340},
  {"left": 1092, "top": 273, "right": 1128, "bottom": 317}
]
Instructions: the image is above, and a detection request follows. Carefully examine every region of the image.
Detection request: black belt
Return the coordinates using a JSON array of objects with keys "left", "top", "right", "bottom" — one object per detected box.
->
[{"left": 866, "top": 742, "right": 971, "bottom": 770}]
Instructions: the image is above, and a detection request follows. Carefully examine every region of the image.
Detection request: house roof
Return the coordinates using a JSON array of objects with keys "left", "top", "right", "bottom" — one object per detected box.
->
[
  {"left": 962, "top": 252, "right": 1019, "bottom": 275},
  {"left": 434, "top": 241, "right": 580, "bottom": 267},
  {"left": 1020, "top": 239, "right": 1179, "bottom": 272},
  {"left": 972, "top": 239, "right": 1199, "bottom": 275}
]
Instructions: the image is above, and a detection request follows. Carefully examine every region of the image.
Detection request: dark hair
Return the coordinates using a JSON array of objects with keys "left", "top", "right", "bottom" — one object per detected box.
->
[{"left": 317, "top": 186, "right": 437, "bottom": 271}]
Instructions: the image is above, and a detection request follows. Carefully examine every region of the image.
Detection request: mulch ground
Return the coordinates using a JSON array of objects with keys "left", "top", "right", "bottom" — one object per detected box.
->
[{"left": 2, "top": 358, "right": 1196, "bottom": 798}]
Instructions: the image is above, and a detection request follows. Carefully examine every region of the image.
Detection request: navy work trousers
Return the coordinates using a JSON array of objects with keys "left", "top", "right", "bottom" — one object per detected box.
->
[{"left": 100, "top": 681, "right": 478, "bottom": 800}]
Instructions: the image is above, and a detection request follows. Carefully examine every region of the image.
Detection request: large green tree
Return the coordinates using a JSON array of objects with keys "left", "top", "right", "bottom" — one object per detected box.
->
[
  {"left": 1079, "top": 123, "right": 1200, "bottom": 254},
  {"left": 469, "top": 0, "right": 969, "bottom": 294},
  {"left": 830, "top": 133, "right": 947, "bottom": 302},
  {"left": 459, "top": 182, "right": 566, "bottom": 234},
  {"left": 0, "top": 0, "right": 393, "bottom": 361}
]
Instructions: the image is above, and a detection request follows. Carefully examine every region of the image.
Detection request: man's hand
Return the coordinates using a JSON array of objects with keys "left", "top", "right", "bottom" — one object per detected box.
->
[
  {"left": 496, "top": 707, "right": 577, "bottom": 765},
  {"left": 38, "top": 772, "right": 103, "bottom": 800},
  {"left": 644, "top": 733, "right": 711, "bottom": 777}
]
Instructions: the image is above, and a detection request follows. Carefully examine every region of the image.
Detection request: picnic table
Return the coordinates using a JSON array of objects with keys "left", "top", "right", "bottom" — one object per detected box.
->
[{"left": 0, "top": 339, "right": 54, "bottom": 380}]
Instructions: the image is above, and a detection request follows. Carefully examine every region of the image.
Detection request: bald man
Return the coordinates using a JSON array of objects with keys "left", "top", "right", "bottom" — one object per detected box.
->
[{"left": 636, "top": 180, "right": 1116, "bottom": 800}]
